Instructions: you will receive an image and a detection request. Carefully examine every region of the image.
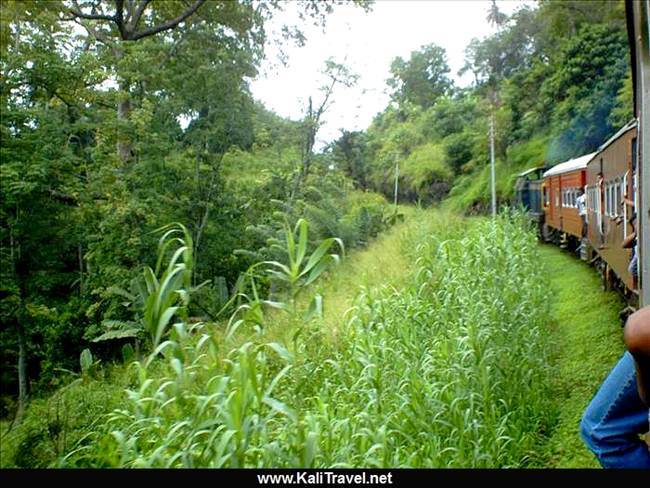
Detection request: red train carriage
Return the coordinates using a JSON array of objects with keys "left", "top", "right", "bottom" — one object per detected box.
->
[
  {"left": 585, "top": 120, "right": 638, "bottom": 294},
  {"left": 541, "top": 152, "right": 595, "bottom": 246}
]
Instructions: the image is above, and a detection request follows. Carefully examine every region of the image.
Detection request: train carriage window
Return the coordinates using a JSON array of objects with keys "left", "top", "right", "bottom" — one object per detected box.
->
[
  {"left": 605, "top": 183, "right": 610, "bottom": 216},
  {"left": 614, "top": 179, "right": 621, "bottom": 217},
  {"left": 572, "top": 189, "right": 577, "bottom": 207},
  {"left": 592, "top": 187, "right": 596, "bottom": 211},
  {"left": 607, "top": 182, "right": 613, "bottom": 216}
]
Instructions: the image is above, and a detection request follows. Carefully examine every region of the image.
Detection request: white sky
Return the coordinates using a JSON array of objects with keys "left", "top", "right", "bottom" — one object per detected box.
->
[{"left": 251, "top": 0, "right": 534, "bottom": 148}]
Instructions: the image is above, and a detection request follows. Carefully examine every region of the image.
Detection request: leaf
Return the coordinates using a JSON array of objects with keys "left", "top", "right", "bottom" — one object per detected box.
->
[
  {"left": 121, "top": 343, "right": 135, "bottom": 363},
  {"left": 262, "top": 396, "right": 297, "bottom": 422},
  {"left": 101, "top": 319, "right": 139, "bottom": 329},
  {"left": 266, "top": 342, "right": 294, "bottom": 363},
  {"left": 304, "top": 254, "right": 340, "bottom": 286},
  {"left": 295, "top": 218, "right": 308, "bottom": 268},
  {"left": 153, "top": 306, "right": 179, "bottom": 348},
  {"left": 79, "top": 348, "right": 93, "bottom": 373},
  {"left": 299, "top": 237, "right": 341, "bottom": 278},
  {"left": 305, "top": 294, "right": 323, "bottom": 320},
  {"left": 92, "top": 328, "right": 141, "bottom": 342},
  {"left": 261, "top": 300, "right": 292, "bottom": 313},
  {"left": 105, "top": 286, "right": 136, "bottom": 301}
]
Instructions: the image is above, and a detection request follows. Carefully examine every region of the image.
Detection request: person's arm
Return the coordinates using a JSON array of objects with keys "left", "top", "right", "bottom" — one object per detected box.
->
[
  {"left": 622, "top": 231, "right": 636, "bottom": 249},
  {"left": 621, "top": 197, "right": 635, "bottom": 208},
  {"left": 624, "top": 306, "right": 650, "bottom": 406}
]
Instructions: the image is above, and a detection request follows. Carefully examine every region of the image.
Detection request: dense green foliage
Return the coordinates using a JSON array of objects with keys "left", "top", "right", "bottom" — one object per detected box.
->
[
  {"left": 0, "top": 0, "right": 633, "bottom": 469},
  {"left": 0, "top": 0, "right": 380, "bottom": 416},
  {"left": 329, "top": 1, "right": 631, "bottom": 211},
  {"left": 49, "top": 212, "right": 552, "bottom": 468}
]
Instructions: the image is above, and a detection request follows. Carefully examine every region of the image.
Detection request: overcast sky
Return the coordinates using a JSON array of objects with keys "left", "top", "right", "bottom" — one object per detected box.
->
[{"left": 250, "top": 0, "right": 533, "bottom": 148}]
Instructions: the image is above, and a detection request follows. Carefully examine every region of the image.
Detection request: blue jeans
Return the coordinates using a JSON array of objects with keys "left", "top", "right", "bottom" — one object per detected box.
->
[{"left": 580, "top": 352, "right": 650, "bottom": 468}]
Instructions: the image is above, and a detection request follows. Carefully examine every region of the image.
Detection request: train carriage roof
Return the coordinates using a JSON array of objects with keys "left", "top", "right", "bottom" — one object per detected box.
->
[
  {"left": 543, "top": 152, "right": 597, "bottom": 178},
  {"left": 517, "top": 166, "right": 546, "bottom": 178}
]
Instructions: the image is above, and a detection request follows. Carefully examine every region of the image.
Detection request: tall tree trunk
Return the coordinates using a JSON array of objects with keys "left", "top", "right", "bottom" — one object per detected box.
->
[
  {"left": 9, "top": 226, "right": 28, "bottom": 422},
  {"left": 117, "top": 78, "right": 133, "bottom": 162},
  {"left": 114, "top": 48, "right": 133, "bottom": 162},
  {"left": 16, "top": 316, "right": 27, "bottom": 421},
  {"left": 290, "top": 98, "right": 316, "bottom": 201}
]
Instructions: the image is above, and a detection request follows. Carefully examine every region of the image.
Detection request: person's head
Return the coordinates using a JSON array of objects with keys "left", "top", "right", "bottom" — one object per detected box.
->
[{"left": 579, "top": 188, "right": 585, "bottom": 196}]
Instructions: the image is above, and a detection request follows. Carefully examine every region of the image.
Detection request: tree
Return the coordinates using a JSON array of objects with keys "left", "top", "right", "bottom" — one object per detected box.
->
[
  {"left": 486, "top": 0, "right": 507, "bottom": 29},
  {"left": 291, "top": 59, "right": 358, "bottom": 199},
  {"left": 330, "top": 130, "right": 369, "bottom": 189},
  {"left": 543, "top": 23, "right": 629, "bottom": 161},
  {"left": 63, "top": 0, "right": 263, "bottom": 162},
  {"left": 0, "top": 0, "right": 373, "bottom": 423},
  {"left": 387, "top": 43, "right": 452, "bottom": 109},
  {"left": 1, "top": 3, "right": 95, "bottom": 419}
]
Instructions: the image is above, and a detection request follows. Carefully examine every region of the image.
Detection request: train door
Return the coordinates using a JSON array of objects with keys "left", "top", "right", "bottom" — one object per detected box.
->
[{"left": 549, "top": 178, "right": 557, "bottom": 223}]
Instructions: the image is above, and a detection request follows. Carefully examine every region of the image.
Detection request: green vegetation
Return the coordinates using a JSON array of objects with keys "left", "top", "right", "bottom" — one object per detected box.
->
[
  {"left": 52, "top": 211, "right": 552, "bottom": 467},
  {"left": 0, "top": 0, "right": 380, "bottom": 419},
  {"left": 0, "top": 0, "right": 633, "bottom": 470},
  {"left": 537, "top": 245, "right": 626, "bottom": 468},
  {"left": 330, "top": 1, "right": 630, "bottom": 211}
]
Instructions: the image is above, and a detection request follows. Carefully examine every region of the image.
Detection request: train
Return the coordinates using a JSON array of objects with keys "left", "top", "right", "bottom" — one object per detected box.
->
[{"left": 515, "top": 0, "right": 649, "bottom": 311}]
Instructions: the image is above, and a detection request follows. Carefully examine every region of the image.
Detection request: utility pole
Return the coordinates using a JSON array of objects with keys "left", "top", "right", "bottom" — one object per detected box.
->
[
  {"left": 394, "top": 154, "right": 399, "bottom": 207},
  {"left": 490, "top": 113, "right": 496, "bottom": 217}
]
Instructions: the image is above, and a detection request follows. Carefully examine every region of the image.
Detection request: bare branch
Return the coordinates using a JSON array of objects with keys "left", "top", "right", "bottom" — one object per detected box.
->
[
  {"left": 74, "top": 17, "right": 116, "bottom": 50},
  {"left": 114, "top": 0, "right": 127, "bottom": 39},
  {"left": 69, "top": 0, "right": 116, "bottom": 22},
  {"left": 130, "top": 0, "right": 152, "bottom": 31},
  {"left": 128, "top": 0, "right": 206, "bottom": 41}
]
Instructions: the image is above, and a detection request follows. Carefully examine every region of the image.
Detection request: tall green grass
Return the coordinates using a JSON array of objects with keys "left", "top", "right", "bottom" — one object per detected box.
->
[{"left": 62, "top": 211, "right": 554, "bottom": 467}]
